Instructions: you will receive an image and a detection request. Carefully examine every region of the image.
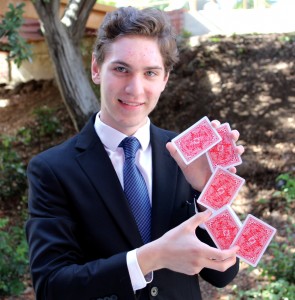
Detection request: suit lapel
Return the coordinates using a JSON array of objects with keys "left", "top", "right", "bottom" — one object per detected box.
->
[
  {"left": 74, "top": 117, "right": 179, "bottom": 246},
  {"left": 150, "top": 124, "right": 178, "bottom": 240},
  {"left": 75, "top": 116, "right": 143, "bottom": 249}
]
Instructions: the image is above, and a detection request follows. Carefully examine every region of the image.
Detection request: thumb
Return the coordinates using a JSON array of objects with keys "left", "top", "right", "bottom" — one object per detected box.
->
[
  {"left": 186, "top": 210, "right": 212, "bottom": 229},
  {"left": 166, "top": 142, "right": 186, "bottom": 168}
]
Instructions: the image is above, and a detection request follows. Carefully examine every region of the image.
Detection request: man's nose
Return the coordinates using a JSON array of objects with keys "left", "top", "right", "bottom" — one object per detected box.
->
[{"left": 125, "top": 75, "right": 144, "bottom": 96}]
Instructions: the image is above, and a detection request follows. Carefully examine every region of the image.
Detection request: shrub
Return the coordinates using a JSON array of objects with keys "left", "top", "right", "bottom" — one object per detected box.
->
[
  {"left": 234, "top": 173, "right": 295, "bottom": 299},
  {"left": 0, "top": 217, "right": 29, "bottom": 296},
  {"left": 0, "top": 106, "right": 63, "bottom": 296},
  {"left": 0, "top": 135, "right": 27, "bottom": 205}
]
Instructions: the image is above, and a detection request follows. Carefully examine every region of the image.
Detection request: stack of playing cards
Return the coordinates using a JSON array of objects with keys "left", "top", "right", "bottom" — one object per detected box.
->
[{"left": 172, "top": 116, "right": 276, "bottom": 267}]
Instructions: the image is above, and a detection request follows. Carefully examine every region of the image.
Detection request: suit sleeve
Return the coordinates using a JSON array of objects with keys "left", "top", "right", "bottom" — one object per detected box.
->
[{"left": 25, "top": 155, "right": 135, "bottom": 300}]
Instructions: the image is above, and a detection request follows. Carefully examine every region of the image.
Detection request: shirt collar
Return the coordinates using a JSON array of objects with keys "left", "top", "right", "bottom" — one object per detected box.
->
[{"left": 94, "top": 112, "right": 150, "bottom": 151}]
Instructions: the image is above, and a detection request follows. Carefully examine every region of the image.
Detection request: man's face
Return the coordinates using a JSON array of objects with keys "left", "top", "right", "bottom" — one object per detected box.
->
[{"left": 91, "top": 35, "right": 169, "bottom": 135}]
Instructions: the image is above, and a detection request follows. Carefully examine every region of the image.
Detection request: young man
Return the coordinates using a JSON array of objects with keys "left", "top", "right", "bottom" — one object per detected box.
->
[{"left": 26, "top": 6, "right": 243, "bottom": 300}]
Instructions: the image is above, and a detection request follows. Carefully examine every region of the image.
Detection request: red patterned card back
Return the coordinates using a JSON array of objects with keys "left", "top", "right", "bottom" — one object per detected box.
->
[
  {"left": 204, "top": 206, "right": 242, "bottom": 250},
  {"left": 172, "top": 117, "right": 221, "bottom": 164},
  {"left": 197, "top": 167, "right": 245, "bottom": 211},
  {"left": 231, "top": 214, "right": 276, "bottom": 267},
  {"left": 206, "top": 123, "right": 242, "bottom": 171}
]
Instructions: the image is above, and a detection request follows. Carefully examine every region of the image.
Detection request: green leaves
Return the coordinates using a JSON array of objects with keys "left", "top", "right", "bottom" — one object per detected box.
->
[
  {"left": 0, "top": 217, "right": 29, "bottom": 296},
  {"left": 275, "top": 173, "right": 295, "bottom": 203},
  {"left": 0, "top": 3, "right": 32, "bottom": 67}
]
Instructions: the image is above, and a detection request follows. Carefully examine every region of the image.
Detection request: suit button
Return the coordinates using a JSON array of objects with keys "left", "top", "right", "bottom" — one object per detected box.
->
[{"left": 150, "top": 286, "right": 158, "bottom": 297}]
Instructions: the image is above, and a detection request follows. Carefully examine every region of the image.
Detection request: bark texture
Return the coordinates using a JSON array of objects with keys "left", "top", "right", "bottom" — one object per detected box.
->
[{"left": 32, "top": 0, "right": 99, "bottom": 130}]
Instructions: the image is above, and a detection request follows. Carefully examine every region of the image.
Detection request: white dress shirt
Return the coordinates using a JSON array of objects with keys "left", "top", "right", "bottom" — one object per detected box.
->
[{"left": 94, "top": 112, "right": 153, "bottom": 291}]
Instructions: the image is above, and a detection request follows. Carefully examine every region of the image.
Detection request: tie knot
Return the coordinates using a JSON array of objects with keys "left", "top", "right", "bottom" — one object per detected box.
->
[{"left": 119, "top": 137, "right": 141, "bottom": 159}]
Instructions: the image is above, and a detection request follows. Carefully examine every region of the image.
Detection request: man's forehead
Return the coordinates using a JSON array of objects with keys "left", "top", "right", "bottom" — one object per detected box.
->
[{"left": 103, "top": 35, "right": 165, "bottom": 69}]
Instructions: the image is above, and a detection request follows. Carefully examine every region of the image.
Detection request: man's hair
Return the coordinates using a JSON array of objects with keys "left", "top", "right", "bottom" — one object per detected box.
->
[{"left": 93, "top": 6, "right": 179, "bottom": 73}]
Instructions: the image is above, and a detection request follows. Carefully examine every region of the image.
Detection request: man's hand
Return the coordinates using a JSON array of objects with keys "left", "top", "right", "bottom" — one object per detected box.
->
[
  {"left": 166, "top": 120, "right": 244, "bottom": 192},
  {"left": 137, "top": 210, "right": 239, "bottom": 276}
]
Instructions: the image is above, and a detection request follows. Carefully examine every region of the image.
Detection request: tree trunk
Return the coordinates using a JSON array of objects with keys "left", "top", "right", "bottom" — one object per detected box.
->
[{"left": 32, "top": 0, "right": 99, "bottom": 131}]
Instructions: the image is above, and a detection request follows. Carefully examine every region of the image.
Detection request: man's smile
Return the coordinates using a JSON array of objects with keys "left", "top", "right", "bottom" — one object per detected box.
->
[{"left": 118, "top": 99, "right": 144, "bottom": 106}]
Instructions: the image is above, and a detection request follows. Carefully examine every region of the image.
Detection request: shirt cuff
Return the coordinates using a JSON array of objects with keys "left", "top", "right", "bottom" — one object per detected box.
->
[{"left": 126, "top": 249, "right": 153, "bottom": 291}]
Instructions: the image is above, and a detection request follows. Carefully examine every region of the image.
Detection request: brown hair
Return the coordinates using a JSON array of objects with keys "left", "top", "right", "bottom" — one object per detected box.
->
[{"left": 93, "top": 6, "right": 179, "bottom": 73}]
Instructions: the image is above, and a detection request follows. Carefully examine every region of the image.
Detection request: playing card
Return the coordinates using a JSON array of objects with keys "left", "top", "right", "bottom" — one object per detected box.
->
[
  {"left": 197, "top": 166, "right": 245, "bottom": 211},
  {"left": 197, "top": 167, "right": 245, "bottom": 210},
  {"left": 171, "top": 116, "right": 221, "bottom": 165},
  {"left": 204, "top": 206, "right": 242, "bottom": 250},
  {"left": 231, "top": 214, "right": 276, "bottom": 267},
  {"left": 206, "top": 123, "right": 242, "bottom": 172}
]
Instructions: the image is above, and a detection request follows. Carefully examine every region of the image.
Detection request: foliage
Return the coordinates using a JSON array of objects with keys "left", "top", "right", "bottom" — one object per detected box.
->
[
  {"left": 0, "top": 3, "right": 32, "bottom": 67},
  {"left": 0, "top": 136, "right": 27, "bottom": 205},
  {"left": 16, "top": 106, "right": 63, "bottom": 152},
  {"left": 234, "top": 0, "right": 274, "bottom": 9},
  {"left": 234, "top": 173, "right": 295, "bottom": 299},
  {"left": 259, "top": 216, "right": 295, "bottom": 284},
  {"left": 234, "top": 236, "right": 295, "bottom": 299},
  {"left": 273, "top": 173, "right": 295, "bottom": 204},
  {"left": 177, "top": 29, "right": 193, "bottom": 48},
  {"left": 33, "top": 106, "right": 62, "bottom": 137},
  {"left": 96, "top": 0, "right": 117, "bottom": 6},
  {"left": 81, "top": 38, "right": 101, "bottom": 100},
  {"left": 0, "top": 106, "right": 63, "bottom": 207},
  {"left": 233, "top": 279, "right": 295, "bottom": 299},
  {"left": 96, "top": 0, "right": 180, "bottom": 10},
  {"left": 0, "top": 217, "right": 29, "bottom": 296},
  {"left": 0, "top": 106, "right": 65, "bottom": 296},
  {"left": 257, "top": 173, "right": 295, "bottom": 213}
]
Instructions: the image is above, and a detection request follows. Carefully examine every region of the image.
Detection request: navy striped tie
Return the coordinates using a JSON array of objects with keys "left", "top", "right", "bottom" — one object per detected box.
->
[{"left": 120, "top": 137, "right": 151, "bottom": 244}]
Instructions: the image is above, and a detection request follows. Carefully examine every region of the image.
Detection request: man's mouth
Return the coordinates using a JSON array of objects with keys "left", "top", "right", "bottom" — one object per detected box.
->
[{"left": 118, "top": 99, "right": 143, "bottom": 106}]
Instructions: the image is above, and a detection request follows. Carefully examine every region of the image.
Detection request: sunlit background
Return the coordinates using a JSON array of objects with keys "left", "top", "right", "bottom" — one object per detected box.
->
[{"left": 96, "top": 0, "right": 295, "bottom": 36}]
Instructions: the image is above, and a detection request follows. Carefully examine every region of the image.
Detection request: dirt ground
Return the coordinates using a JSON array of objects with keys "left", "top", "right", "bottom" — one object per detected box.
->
[{"left": 0, "top": 33, "right": 294, "bottom": 299}]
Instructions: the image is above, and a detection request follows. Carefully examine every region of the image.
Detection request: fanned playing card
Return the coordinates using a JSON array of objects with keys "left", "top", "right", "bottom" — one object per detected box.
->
[
  {"left": 204, "top": 206, "right": 242, "bottom": 250},
  {"left": 197, "top": 166, "right": 245, "bottom": 211},
  {"left": 230, "top": 214, "right": 276, "bottom": 267},
  {"left": 206, "top": 123, "right": 242, "bottom": 172},
  {"left": 171, "top": 116, "right": 221, "bottom": 165}
]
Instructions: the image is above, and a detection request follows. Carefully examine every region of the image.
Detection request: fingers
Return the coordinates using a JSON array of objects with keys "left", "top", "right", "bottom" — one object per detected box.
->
[
  {"left": 228, "top": 166, "right": 237, "bottom": 174},
  {"left": 148, "top": 212, "right": 239, "bottom": 275},
  {"left": 211, "top": 120, "right": 221, "bottom": 128},
  {"left": 201, "top": 245, "right": 239, "bottom": 272},
  {"left": 205, "top": 255, "right": 238, "bottom": 272},
  {"left": 231, "top": 129, "right": 240, "bottom": 141},
  {"left": 191, "top": 210, "right": 212, "bottom": 228},
  {"left": 236, "top": 144, "right": 244, "bottom": 155},
  {"left": 211, "top": 120, "right": 244, "bottom": 155},
  {"left": 204, "top": 245, "right": 239, "bottom": 261},
  {"left": 181, "top": 210, "right": 212, "bottom": 231}
]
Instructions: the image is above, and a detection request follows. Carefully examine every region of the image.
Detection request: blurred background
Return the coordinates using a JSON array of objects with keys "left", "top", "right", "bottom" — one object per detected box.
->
[{"left": 0, "top": 1, "right": 294, "bottom": 299}]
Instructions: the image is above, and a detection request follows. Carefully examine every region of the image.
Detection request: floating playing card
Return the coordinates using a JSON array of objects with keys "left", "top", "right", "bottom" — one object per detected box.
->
[
  {"left": 204, "top": 206, "right": 242, "bottom": 250},
  {"left": 206, "top": 123, "right": 242, "bottom": 172},
  {"left": 197, "top": 166, "right": 245, "bottom": 211},
  {"left": 171, "top": 116, "right": 221, "bottom": 165},
  {"left": 231, "top": 214, "right": 276, "bottom": 267}
]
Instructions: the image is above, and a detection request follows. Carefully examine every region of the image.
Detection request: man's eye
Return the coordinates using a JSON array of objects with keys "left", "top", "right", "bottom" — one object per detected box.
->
[
  {"left": 115, "top": 66, "right": 127, "bottom": 73},
  {"left": 146, "top": 71, "right": 156, "bottom": 77}
]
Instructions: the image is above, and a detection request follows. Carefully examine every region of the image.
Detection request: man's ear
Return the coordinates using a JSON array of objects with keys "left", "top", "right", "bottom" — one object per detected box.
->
[
  {"left": 162, "top": 72, "right": 170, "bottom": 92},
  {"left": 91, "top": 53, "right": 101, "bottom": 84}
]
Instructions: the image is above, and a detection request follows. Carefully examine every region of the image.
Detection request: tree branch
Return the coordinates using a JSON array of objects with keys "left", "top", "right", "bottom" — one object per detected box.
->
[
  {"left": 61, "top": 0, "right": 96, "bottom": 43},
  {"left": 33, "top": 0, "right": 60, "bottom": 21}
]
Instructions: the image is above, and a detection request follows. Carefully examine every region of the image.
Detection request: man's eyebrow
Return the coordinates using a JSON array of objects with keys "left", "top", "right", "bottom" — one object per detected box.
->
[
  {"left": 110, "top": 60, "right": 130, "bottom": 67},
  {"left": 111, "top": 60, "right": 163, "bottom": 70}
]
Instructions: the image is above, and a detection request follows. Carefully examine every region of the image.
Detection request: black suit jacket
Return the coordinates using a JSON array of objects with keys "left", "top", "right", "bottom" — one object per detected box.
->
[{"left": 26, "top": 114, "right": 239, "bottom": 300}]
